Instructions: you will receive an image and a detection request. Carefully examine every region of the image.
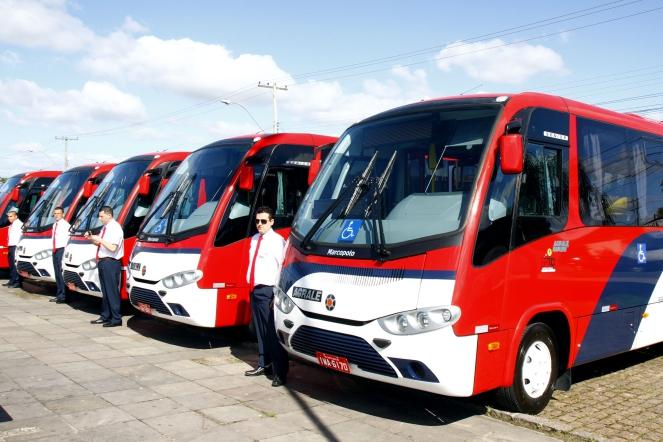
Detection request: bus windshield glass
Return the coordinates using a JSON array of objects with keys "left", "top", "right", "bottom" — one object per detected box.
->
[
  {"left": 141, "top": 143, "right": 250, "bottom": 239},
  {"left": 71, "top": 159, "right": 151, "bottom": 233},
  {"left": 24, "top": 169, "right": 91, "bottom": 232},
  {"left": 0, "top": 174, "right": 22, "bottom": 208},
  {"left": 293, "top": 106, "right": 500, "bottom": 248}
]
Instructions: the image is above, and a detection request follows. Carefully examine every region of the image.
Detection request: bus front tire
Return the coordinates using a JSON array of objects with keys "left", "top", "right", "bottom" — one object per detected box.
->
[{"left": 496, "top": 323, "right": 558, "bottom": 414}]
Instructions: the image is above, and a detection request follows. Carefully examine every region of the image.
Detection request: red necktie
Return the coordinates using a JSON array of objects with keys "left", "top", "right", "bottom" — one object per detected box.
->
[
  {"left": 95, "top": 226, "right": 106, "bottom": 261},
  {"left": 53, "top": 221, "right": 57, "bottom": 253},
  {"left": 248, "top": 234, "right": 263, "bottom": 290}
]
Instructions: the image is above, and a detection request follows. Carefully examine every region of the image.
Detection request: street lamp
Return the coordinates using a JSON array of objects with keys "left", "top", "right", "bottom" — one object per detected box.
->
[{"left": 220, "top": 100, "right": 264, "bottom": 133}]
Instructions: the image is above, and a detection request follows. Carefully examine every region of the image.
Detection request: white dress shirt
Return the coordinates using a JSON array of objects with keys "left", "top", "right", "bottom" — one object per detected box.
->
[
  {"left": 52, "top": 219, "right": 71, "bottom": 250},
  {"left": 246, "top": 228, "right": 285, "bottom": 287},
  {"left": 8, "top": 219, "right": 23, "bottom": 246},
  {"left": 97, "top": 219, "right": 124, "bottom": 260}
]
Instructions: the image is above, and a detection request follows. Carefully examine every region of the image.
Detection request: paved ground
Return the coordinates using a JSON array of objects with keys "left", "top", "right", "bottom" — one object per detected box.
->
[
  {"left": 0, "top": 279, "right": 556, "bottom": 442},
  {"left": 1, "top": 276, "right": 661, "bottom": 441}
]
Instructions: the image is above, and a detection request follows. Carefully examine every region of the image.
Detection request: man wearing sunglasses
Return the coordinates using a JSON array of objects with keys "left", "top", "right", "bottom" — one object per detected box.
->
[{"left": 244, "top": 206, "right": 288, "bottom": 386}]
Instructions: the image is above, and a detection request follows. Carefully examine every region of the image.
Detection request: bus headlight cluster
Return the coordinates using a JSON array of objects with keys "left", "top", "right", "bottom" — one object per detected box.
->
[
  {"left": 274, "top": 286, "right": 295, "bottom": 314},
  {"left": 82, "top": 259, "right": 98, "bottom": 270},
  {"left": 162, "top": 270, "right": 202, "bottom": 289},
  {"left": 378, "top": 305, "right": 461, "bottom": 335},
  {"left": 34, "top": 249, "right": 53, "bottom": 260}
]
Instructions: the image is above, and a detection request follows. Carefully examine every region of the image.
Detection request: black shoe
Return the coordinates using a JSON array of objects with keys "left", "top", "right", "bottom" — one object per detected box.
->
[
  {"left": 2, "top": 282, "right": 9, "bottom": 286},
  {"left": 90, "top": 318, "right": 108, "bottom": 324},
  {"left": 244, "top": 366, "right": 266, "bottom": 376},
  {"left": 271, "top": 375, "right": 286, "bottom": 387},
  {"left": 7, "top": 283, "right": 21, "bottom": 288},
  {"left": 55, "top": 299, "right": 67, "bottom": 304},
  {"left": 49, "top": 298, "right": 58, "bottom": 302},
  {"left": 102, "top": 321, "right": 122, "bottom": 327}
]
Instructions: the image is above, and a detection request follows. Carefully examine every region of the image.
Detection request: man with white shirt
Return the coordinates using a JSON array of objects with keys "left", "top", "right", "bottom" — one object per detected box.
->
[
  {"left": 5, "top": 207, "right": 23, "bottom": 289},
  {"left": 50, "top": 206, "right": 70, "bottom": 304},
  {"left": 244, "top": 206, "right": 289, "bottom": 386},
  {"left": 86, "top": 206, "right": 124, "bottom": 327}
]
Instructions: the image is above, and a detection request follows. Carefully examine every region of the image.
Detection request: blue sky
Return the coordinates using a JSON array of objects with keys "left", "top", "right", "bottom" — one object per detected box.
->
[{"left": 1, "top": 0, "right": 662, "bottom": 176}]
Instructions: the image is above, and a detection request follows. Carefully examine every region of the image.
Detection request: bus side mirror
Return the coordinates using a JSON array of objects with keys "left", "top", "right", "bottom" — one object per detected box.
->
[
  {"left": 308, "top": 159, "right": 321, "bottom": 186},
  {"left": 82, "top": 180, "right": 95, "bottom": 197},
  {"left": 499, "top": 134, "right": 524, "bottom": 174},
  {"left": 138, "top": 174, "right": 151, "bottom": 196},
  {"left": 10, "top": 187, "right": 19, "bottom": 201},
  {"left": 239, "top": 166, "right": 254, "bottom": 191}
]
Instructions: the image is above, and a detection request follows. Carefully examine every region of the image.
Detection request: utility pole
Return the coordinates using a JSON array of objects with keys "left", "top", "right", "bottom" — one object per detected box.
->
[
  {"left": 55, "top": 136, "right": 78, "bottom": 169},
  {"left": 258, "top": 81, "right": 288, "bottom": 133}
]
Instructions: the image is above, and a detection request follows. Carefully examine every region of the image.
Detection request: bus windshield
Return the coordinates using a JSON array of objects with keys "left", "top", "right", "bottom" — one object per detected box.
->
[
  {"left": 293, "top": 106, "right": 500, "bottom": 249},
  {"left": 71, "top": 159, "right": 151, "bottom": 233},
  {"left": 24, "top": 169, "right": 91, "bottom": 232},
  {"left": 0, "top": 174, "right": 22, "bottom": 208},
  {"left": 141, "top": 143, "right": 250, "bottom": 239}
]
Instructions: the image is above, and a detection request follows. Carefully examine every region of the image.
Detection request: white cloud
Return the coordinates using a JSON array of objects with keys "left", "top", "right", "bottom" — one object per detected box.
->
[
  {"left": 0, "top": 0, "right": 95, "bottom": 52},
  {"left": 283, "top": 66, "right": 431, "bottom": 126},
  {"left": 121, "top": 16, "right": 148, "bottom": 35},
  {"left": 81, "top": 34, "right": 293, "bottom": 100},
  {"left": 208, "top": 120, "right": 263, "bottom": 139},
  {"left": 435, "top": 39, "right": 565, "bottom": 84},
  {"left": 0, "top": 79, "right": 146, "bottom": 125},
  {"left": 0, "top": 50, "right": 21, "bottom": 66}
]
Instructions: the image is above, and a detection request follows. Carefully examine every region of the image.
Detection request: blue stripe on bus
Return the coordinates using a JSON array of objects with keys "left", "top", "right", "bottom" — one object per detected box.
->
[
  {"left": 575, "top": 232, "right": 663, "bottom": 365},
  {"left": 279, "top": 261, "right": 455, "bottom": 294}
]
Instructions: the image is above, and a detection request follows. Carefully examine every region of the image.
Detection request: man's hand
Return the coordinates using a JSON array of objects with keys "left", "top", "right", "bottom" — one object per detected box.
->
[{"left": 88, "top": 235, "right": 101, "bottom": 245}]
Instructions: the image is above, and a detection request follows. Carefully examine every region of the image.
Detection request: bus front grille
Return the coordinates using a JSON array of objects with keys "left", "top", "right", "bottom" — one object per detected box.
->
[
  {"left": 130, "top": 287, "right": 171, "bottom": 316},
  {"left": 291, "top": 325, "right": 397, "bottom": 378},
  {"left": 16, "top": 261, "right": 40, "bottom": 277},
  {"left": 63, "top": 270, "right": 87, "bottom": 290}
]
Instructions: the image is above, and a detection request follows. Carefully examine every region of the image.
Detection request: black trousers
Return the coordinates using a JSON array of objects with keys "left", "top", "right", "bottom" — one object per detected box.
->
[
  {"left": 52, "top": 248, "right": 65, "bottom": 300},
  {"left": 8, "top": 246, "right": 19, "bottom": 285},
  {"left": 98, "top": 258, "right": 121, "bottom": 323},
  {"left": 250, "top": 285, "right": 289, "bottom": 378}
]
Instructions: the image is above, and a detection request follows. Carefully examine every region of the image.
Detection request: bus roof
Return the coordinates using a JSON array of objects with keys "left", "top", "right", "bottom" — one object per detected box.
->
[{"left": 358, "top": 92, "right": 663, "bottom": 136}]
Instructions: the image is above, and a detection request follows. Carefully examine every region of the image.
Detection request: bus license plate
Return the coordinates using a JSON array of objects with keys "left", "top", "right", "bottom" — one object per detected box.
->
[
  {"left": 316, "top": 352, "right": 351, "bottom": 373},
  {"left": 137, "top": 302, "right": 152, "bottom": 315}
]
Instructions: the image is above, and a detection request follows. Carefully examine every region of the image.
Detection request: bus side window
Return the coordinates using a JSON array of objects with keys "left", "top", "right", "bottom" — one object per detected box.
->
[
  {"left": 19, "top": 177, "right": 54, "bottom": 221},
  {"left": 515, "top": 143, "right": 567, "bottom": 246},
  {"left": 473, "top": 153, "right": 518, "bottom": 265}
]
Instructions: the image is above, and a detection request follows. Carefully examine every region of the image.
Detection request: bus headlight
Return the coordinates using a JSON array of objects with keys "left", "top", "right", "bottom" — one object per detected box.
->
[
  {"left": 35, "top": 249, "right": 53, "bottom": 260},
  {"left": 162, "top": 270, "right": 203, "bottom": 289},
  {"left": 274, "top": 286, "right": 295, "bottom": 314},
  {"left": 82, "top": 259, "right": 98, "bottom": 270},
  {"left": 378, "top": 305, "right": 461, "bottom": 335}
]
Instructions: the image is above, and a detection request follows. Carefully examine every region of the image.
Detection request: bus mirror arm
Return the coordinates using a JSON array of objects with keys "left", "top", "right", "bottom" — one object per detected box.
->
[
  {"left": 10, "top": 187, "right": 20, "bottom": 202},
  {"left": 499, "top": 134, "right": 524, "bottom": 174},
  {"left": 138, "top": 174, "right": 151, "bottom": 196}
]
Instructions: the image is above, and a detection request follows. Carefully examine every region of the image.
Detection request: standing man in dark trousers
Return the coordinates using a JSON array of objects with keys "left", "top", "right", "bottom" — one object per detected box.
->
[
  {"left": 87, "top": 206, "right": 124, "bottom": 327},
  {"left": 244, "top": 206, "right": 289, "bottom": 386},
  {"left": 5, "top": 207, "right": 22, "bottom": 288},
  {"left": 50, "top": 206, "right": 70, "bottom": 303}
]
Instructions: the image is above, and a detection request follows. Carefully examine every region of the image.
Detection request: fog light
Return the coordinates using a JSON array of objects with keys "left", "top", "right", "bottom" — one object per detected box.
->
[
  {"left": 416, "top": 312, "right": 430, "bottom": 329},
  {"left": 397, "top": 315, "right": 409, "bottom": 332}
]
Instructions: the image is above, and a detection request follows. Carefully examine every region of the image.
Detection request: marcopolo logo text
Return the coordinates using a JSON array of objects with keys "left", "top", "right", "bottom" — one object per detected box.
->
[{"left": 326, "top": 248, "right": 355, "bottom": 257}]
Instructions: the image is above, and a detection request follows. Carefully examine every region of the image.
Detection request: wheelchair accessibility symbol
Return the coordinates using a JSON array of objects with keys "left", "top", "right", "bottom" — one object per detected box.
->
[
  {"left": 637, "top": 243, "right": 647, "bottom": 264},
  {"left": 338, "top": 219, "right": 362, "bottom": 243}
]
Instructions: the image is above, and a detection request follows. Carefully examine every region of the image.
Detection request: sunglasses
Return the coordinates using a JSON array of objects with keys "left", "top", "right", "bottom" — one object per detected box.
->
[{"left": 255, "top": 219, "right": 269, "bottom": 225}]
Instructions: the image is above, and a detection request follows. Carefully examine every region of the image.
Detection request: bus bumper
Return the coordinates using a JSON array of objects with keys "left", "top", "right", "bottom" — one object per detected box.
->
[
  {"left": 16, "top": 238, "right": 56, "bottom": 283},
  {"left": 275, "top": 306, "right": 478, "bottom": 397}
]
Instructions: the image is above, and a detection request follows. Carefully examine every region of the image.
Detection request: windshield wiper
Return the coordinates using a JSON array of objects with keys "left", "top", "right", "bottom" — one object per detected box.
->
[
  {"left": 365, "top": 151, "right": 397, "bottom": 260},
  {"left": 164, "top": 173, "right": 196, "bottom": 240},
  {"left": 340, "top": 151, "right": 379, "bottom": 218}
]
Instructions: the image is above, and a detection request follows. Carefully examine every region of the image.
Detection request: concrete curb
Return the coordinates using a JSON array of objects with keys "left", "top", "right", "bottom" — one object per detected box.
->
[{"left": 485, "top": 407, "right": 609, "bottom": 442}]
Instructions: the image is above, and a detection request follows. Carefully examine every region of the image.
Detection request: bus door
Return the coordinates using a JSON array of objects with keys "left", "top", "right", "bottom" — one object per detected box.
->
[{"left": 209, "top": 144, "right": 314, "bottom": 327}]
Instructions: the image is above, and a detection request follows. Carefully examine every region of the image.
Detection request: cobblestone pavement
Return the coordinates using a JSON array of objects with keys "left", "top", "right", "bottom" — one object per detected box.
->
[
  {"left": 0, "top": 281, "right": 556, "bottom": 442},
  {"left": 522, "top": 342, "right": 663, "bottom": 441}
]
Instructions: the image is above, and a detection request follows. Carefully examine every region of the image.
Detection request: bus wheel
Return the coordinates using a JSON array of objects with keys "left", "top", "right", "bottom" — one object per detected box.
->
[{"left": 497, "top": 323, "right": 558, "bottom": 414}]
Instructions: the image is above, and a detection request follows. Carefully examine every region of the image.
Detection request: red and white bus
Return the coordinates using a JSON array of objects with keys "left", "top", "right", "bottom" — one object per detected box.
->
[
  {"left": 272, "top": 92, "right": 663, "bottom": 414},
  {"left": 127, "top": 133, "right": 337, "bottom": 327},
  {"left": 0, "top": 170, "right": 60, "bottom": 269},
  {"left": 16, "top": 163, "right": 115, "bottom": 283},
  {"left": 63, "top": 152, "right": 188, "bottom": 300}
]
